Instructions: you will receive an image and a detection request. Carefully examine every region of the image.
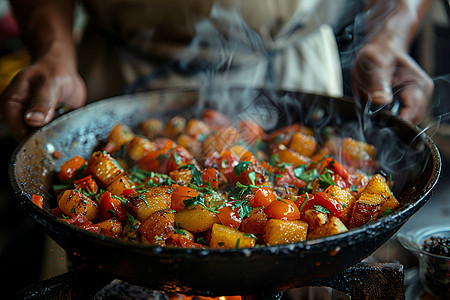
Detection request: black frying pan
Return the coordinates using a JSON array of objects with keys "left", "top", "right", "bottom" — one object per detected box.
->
[{"left": 9, "top": 88, "right": 441, "bottom": 296}]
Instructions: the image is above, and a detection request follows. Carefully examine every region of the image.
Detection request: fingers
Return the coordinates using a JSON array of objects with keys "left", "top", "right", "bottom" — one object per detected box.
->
[
  {"left": 24, "top": 76, "right": 59, "bottom": 127},
  {"left": 0, "top": 72, "right": 33, "bottom": 140},
  {"left": 393, "top": 55, "right": 434, "bottom": 124},
  {"left": 351, "top": 45, "right": 395, "bottom": 106},
  {"left": 352, "top": 43, "right": 434, "bottom": 124}
]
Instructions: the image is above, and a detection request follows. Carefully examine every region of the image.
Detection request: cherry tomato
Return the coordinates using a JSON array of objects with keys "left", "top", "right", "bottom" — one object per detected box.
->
[
  {"left": 123, "top": 188, "right": 137, "bottom": 196},
  {"left": 249, "top": 187, "right": 277, "bottom": 208},
  {"left": 324, "top": 157, "right": 349, "bottom": 181},
  {"left": 171, "top": 186, "right": 199, "bottom": 211},
  {"left": 98, "top": 190, "right": 127, "bottom": 222},
  {"left": 31, "top": 194, "right": 43, "bottom": 208},
  {"left": 166, "top": 146, "right": 193, "bottom": 173},
  {"left": 265, "top": 199, "right": 300, "bottom": 221},
  {"left": 74, "top": 175, "right": 99, "bottom": 194},
  {"left": 201, "top": 168, "right": 219, "bottom": 189},
  {"left": 58, "top": 156, "right": 86, "bottom": 182},
  {"left": 166, "top": 233, "right": 203, "bottom": 248},
  {"left": 313, "top": 192, "right": 345, "bottom": 217},
  {"left": 274, "top": 165, "right": 306, "bottom": 189},
  {"left": 218, "top": 204, "right": 242, "bottom": 228}
]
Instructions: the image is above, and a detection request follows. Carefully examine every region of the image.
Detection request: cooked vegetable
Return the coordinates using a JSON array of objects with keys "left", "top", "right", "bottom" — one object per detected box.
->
[{"left": 47, "top": 109, "right": 398, "bottom": 248}]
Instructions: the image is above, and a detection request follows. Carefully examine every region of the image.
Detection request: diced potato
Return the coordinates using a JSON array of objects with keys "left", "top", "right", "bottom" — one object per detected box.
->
[
  {"left": 162, "top": 115, "right": 186, "bottom": 140},
  {"left": 169, "top": 169, "right": 193, "bottom": 186},
  {"left": 276, "top": 147, "right": 311, "bottom": 168},
  {"left": 229, "top": 145, "right": 249, "bottom": 161},
  {"left": 97, "top": 218, "right": 123, "bottom": 237},
  {"left": 289, "top": 132, "right": 317, "bottom": 157},
  {"left": 140, "top": 118, "right": 163, "bottom": 139},
  {"left": 237, "top": 120, "right": 265, "bottom": 146},
  {"left": 176, "top": 134, "right": 202, "bottom": 159},
  {"left": 342, "top": 137, "right": 376, "bottom": 163},
  {"left": 304, "top": 209, "right": 328, "bottom": 232},
  {"left": 106, "top": 175, "right": 135, "bottom": 197},
  {"left": 122, "top": 218, "right": 141, "bottom": 242},
  {"left": 202, "top": 127, "right": 240, "bottom": 156},
  {"left": 126, "top": 136, "right": 155, "bottom": 162},
  {"left": 105, "top": 123, "right": 134, "bottom": 153},
  {"left": 128, "top": 186, "right": 172, "bottom": 221},
  {"left": 185, "top": 118, "right": 212, "bottom": 138},
  {"left": 324, "top": 185, "right": 356, "bottom": 227},
  {"left": 263, "top": 219, "right": 308, "bottom": 245},
  {"left": 86, "top": 151, "right": 124, "bottom": 187},
  {"left": 209, "top": 223, "right": 256, "bottom": 248},
  {"left": 138, "top": 209, "right": 175, "bottom": 246},
  {"left": 239, "top": 207, "right": 268, "bottom": 237},
  {"left": 175, "top": 204, "right": 219, "bottom": 233},
  {"left": 58, "top": 189, "right": 99, "bottom": 221},
  {"left": 348, "top": 193, "right": 384, "bottom": 229},
  {"left": 362, "top": 174, "right": 399, "bottom": 215},
  {"left": 308, "top": 216, "right": 348, "bottom": 239}
]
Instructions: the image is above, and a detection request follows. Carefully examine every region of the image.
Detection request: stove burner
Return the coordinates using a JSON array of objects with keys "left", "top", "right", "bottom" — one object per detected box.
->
[{"left": 19, "top": 262, "right": 405, "bottom": 300}]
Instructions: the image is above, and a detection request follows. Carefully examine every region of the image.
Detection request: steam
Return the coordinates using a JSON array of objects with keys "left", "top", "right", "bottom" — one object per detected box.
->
[{"left": 141, "top": 1, "right": 440, "bottom": 193}]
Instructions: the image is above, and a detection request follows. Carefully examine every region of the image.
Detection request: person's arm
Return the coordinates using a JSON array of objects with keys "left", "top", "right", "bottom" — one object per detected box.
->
[
  {"left": 352, "top": 0, "right": 433, "bottom": 123},
  {"left": 0, "top": 0, "right": 86, "bottom": 140}
]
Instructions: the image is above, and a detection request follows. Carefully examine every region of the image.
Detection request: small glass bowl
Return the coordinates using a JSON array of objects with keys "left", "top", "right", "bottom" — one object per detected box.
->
[{"left": 398, "top": 225, "right": 450, "bottom": 299}]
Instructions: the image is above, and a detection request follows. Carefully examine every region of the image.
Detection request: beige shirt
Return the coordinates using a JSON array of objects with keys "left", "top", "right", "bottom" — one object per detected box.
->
[{"left": 77, "top": 0, "right": 344, "bottom": 101}]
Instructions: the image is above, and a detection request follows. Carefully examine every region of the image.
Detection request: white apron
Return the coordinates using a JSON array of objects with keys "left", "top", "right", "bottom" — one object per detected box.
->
[{"left": 77, "top": 0, "right": 344, "bottom": 101}]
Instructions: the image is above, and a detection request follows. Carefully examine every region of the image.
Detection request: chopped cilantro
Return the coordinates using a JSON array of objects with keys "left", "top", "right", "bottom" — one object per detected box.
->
[
  {"left": 318, "top": 171, "right": 337, "bottom": 189},
  {"left": 314, "top": 205, "right": 331, "bottom": 214},
  {"left": 383, "top": 207, "right": 393, "bottom": 216},
  {"left": 234, "top": 161, "right": 252, "bottom": 176},
  {"left": 179, "top": 164, "right": 203, "bottom": 186},
  {"left": 174, "top": 229, "right": 187, "bottom": 235},
  {"left": 126, "top": 213, "right": 136, "bottom": 232},
  {"left": 231, "top": 200, "right": 253, "bottom": 219}
]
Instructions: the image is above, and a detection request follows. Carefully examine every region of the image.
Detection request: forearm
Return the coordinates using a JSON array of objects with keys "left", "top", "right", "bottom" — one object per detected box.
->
[
  {"left": 9, "top": 0, "right": 76, "bottom": 65},
  {"left": 365, "top": 0, "right": 431, "bottom": 51}
]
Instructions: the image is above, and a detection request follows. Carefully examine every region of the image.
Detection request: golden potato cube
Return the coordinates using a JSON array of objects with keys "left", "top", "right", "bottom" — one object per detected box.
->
[
  {"left": 239, "top": 207, "right": 268, "bottom": 236},
  {"left": 348, "top": 193, "right": 384, "bottom": 229},
  {"left": 140, "top": 118, "right": 163, "bottom": 139},
  {"left": 263, "top": 219, "right": 308, "bottom": 246},
  {"left": 177, "top": 134, "right": 202, "bottom": 159},
  {"left": 169, "top": 169, "right": 193, "bottom": 186},
  {"left": 289, "top": 132, "right": 317, "bottom": 157},
  {"left": 175, "top": 204, "right": 219, "bottom": 233},
  {"left": 363, "top": 174, "right": 399, "bottom": 215},
  {"left": 324, "top": 185, "right": 356, "bottom": 227},
  {"left": 162, "top": 115, "right": 187, "bottom": 140},
  {"left": 342, "top": 137, "right": 376, "bottom": 162},
  {"left": 304, "top": 209, "right": 328, "bottom": 232},
  {"left": 128, "top": 185, "right": 172, "bottom": 221},
  {"left": 58, "top": 189, "right": 99, "bottom": 221},
  {"left": 308, "top": 216, "right": 348, "bottom": 239},
  {"left": 107, "top": 175, "right": 135, "bottom": 197},
  {"left": 139, "top": 209, "right": 175, "bottom": 246},
  {"left": 86, "top": 151, "right": 124, "bottom": 187},
  {"left": 209, "top": 223, "right": 256, "bottom": 248},
  {"left": 98, "top": 218, "right": 123, "bottom": 237},
  {"left": 185, "top": 118, "right": 212, "bottom": 138},
  {"left": 276, "top": 148, "right": 311, "bottom": 168},
  {"left": 126, "top": 136, "right": 155, "bottom": 162}
]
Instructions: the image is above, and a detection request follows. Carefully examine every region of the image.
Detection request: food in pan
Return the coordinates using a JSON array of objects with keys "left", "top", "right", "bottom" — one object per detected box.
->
[{"left": 38, "top": 109, "right": 400, "bottom": 248}]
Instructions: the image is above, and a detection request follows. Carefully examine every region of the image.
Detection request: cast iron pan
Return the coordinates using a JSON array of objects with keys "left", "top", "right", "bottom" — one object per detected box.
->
[{"left": 9, "top": 88, "right": 441, "bottom": 296}]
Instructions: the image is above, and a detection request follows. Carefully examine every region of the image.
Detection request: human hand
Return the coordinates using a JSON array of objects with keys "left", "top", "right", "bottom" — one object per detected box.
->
[
  {"left": 0, "top": 54, "right": 86, "bottom": 140},
  {"left": 351, "top": 38, "right": 434, "bottom": 124}
]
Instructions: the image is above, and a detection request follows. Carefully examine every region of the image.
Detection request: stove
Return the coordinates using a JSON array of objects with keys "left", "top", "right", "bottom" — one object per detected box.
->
[{"left": 19, "top": 262, "right": 404, "bottom": 300}]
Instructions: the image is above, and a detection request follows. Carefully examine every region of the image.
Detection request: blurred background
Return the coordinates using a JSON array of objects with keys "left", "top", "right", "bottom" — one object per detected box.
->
[{"left": 0, "top": 0, "right": 449, "bottom": 298}]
